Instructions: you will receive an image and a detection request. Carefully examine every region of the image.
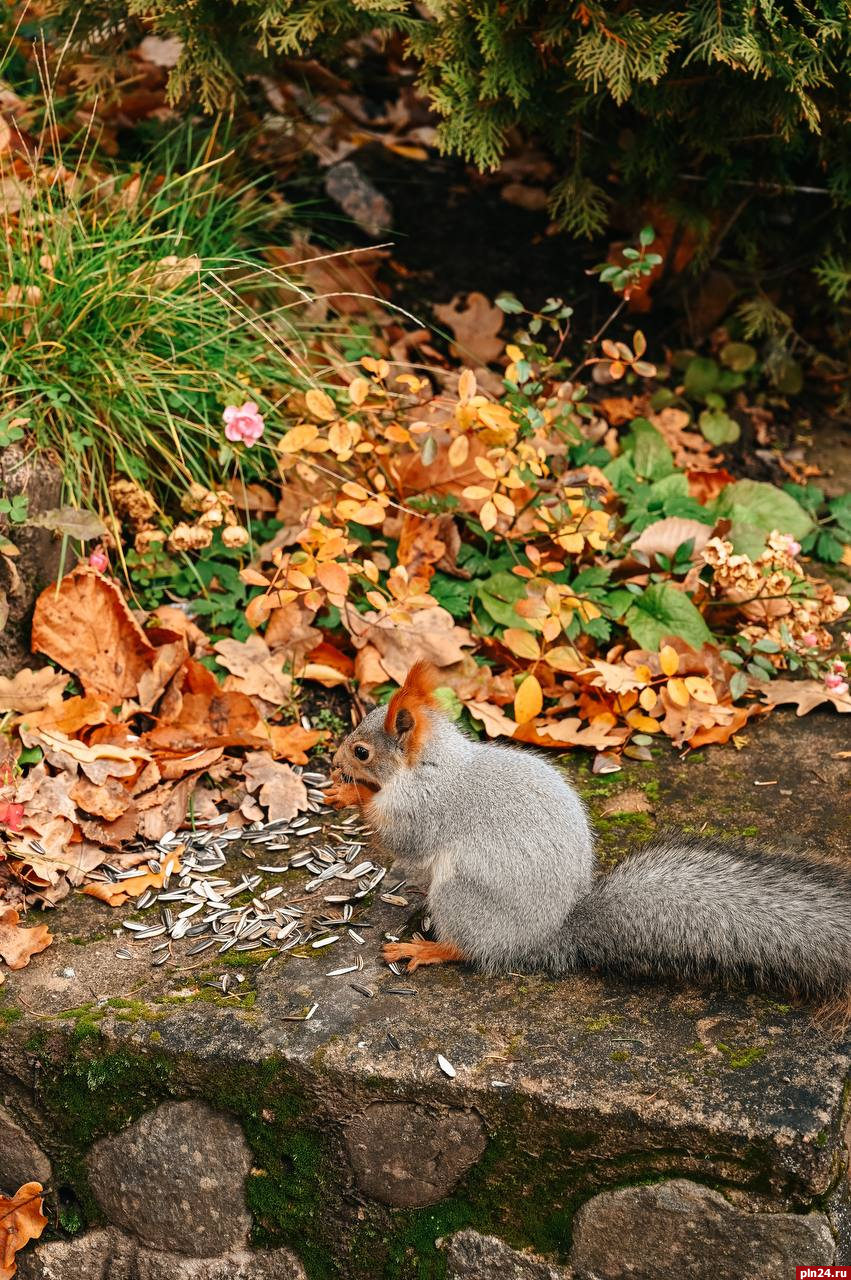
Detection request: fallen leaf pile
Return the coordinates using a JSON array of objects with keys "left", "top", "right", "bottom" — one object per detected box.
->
[{"left": 0, "top": 568, "right": 328, "bottom": 956}]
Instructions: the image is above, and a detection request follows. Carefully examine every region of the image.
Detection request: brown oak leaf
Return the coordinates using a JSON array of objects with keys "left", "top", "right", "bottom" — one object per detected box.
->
[
  {"left": 0, "top": 1182, "right": 48, "bottom": 1279},
  {"left": 82, "top": 852, "right": 183, "bottom": 906},
  {"left": 0, "top": 906, "right": 52, "bottom": 970},
  {"left": 757, "top": 679, "right": 851, "bottom": 716},
  {"left": 433, "top": 292, "right": 504, "bottom": 365},
  {"left": 0, "top": 667, "right": 67, "bottom": 714},
  {"left": 242, "top": 752, "right": 309, "bottom": 822}
]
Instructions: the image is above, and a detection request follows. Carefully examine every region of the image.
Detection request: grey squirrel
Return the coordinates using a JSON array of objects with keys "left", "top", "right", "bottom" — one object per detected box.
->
[{"left": 328, "top": 661, "right": 851, "bottom": 1012}]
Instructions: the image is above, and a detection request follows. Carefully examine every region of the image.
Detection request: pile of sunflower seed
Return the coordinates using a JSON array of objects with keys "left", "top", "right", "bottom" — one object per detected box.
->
[{"left": 102, "top": 770, "right": 411, "bottom": 998}]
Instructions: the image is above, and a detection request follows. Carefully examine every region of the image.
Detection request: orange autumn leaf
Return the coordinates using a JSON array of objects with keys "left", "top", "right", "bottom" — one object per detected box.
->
[
  {"left": 659, "top": 645, "right": 679, "bottom": 677},
  {"left": 0, "top": 906, "right": 53, "bottom": 970},
  {"left": 82, "top": 851, "right": 183, "bottom": 907},
  {"left": 0, "top": 1183, "right": 48, "bottom": 1280},
  {"left": 268, "top": 723, "right": 328, "bottom": 765},
  {"left": 31, "top": 568, "right": 157, "bottom": 702},
  {"left": 514, "top": 674, "right": 543, "bottom": 724}
]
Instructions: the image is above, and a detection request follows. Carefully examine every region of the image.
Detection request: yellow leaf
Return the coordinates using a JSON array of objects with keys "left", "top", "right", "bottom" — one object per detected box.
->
[
  {"left": 328, "top": 421, "right": 353, "bottom": 455},
  {"left": 633, "top": 664, "right": 652, "bottom": 684},
  {"left": 477, "top": 403, "right": 515, "bottom": 431},
  {"left": 475, "top": 456, "right": 498, "bottom": 480},
  {"left": 492, "top": 492, "right": 516, "bottom": 517},
  {"left": 279, "top": 423, "right": 319, "bottom": 453},
  {"left": 842, "top": 543, "right": 851, "bottom": 567},
  {"left": 342, "top": 480, "right": 370, "bottom": 501},
  {"left": 462, "top": 485, "right": 492, "bottom": 501},
  {"left": 361, "top": 356, "right": 390, "bottom": 380},
  {"left": 287, "top": 569, "right": 313, "bottom": 591},
  {"left": 514, "top": 674, "right": 543, "bottom": 724},
  {"left": 639, "top": 687, "right": 658, "bottom": 712},
  {"left": 316, "top": 562, "right": 349, "bottom": 596},
  {"left": 458, "top": 368, "right": 477, "bottom": 402},
  {"left": 505, "top": 344, "right": 524, "bottom": 362},
  {"left": 503, "top": 629, "right": 541, "bottom": 661},
  {"left": 626, "top": 711, "right": 661, "bottom": 734},
  {"left": 660, "top": 644, "right": 679, "bottom": 676},
  {"left": 305, "top": 389, "right": 337, "bottom": 421},
  {"left": 348, "top": 377, "right": 369, "bottom": 406},
  {"left": 684, "top": 676, "right": 717, "bottom": 704},
  {"left": 448, "top": 435, "right": 470, "bottom": 468},
  {"left": 395, "top": 373, "right": 425, "bottom": 392},
  {"left": 544, "top": 645, "right": 584, "bottom": 673},
  {"left": 480, "top": 499, "right": 498, "bottom": 531},
  {"left": 666, "top": 677, "right": 690, "bottom": 707}
]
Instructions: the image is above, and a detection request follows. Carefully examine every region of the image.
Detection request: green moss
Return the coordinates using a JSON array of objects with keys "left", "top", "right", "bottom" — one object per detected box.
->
[
  {"left": 591, "top": 812, "right": 655, "bottom": 862},
  {"left": 611, "top": 1050, "right": 631, "bottom": 1062},
  {"left": 0, "top": 1002, "right": 23, "bottom": 1026},
  {"left": 716, "top": 1042, "right": 766, "bottom": 1069}
]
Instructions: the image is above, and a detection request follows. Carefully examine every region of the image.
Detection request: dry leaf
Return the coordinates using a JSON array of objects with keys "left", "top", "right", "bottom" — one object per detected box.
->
[
  {"left": 70, "top": 777, "right": 133, "bottom": 821},
  {"left": 466, "top": 699, "right": 517, "bottom": 738},
  {"left": 513, "top": 674, "right": 543, "bottom": 724},
  {"left": 31, "top": 569, "right": 157, "bottom": 701},
  {"left": 631, "top": 517, "right": 712, "bottom": 563},
  {"left": 243, "top": 752, "right": 309, "bottom": 821},
  {"left": 21, "top": 695, "right": 112, "bottom": 736},
  {"left": 343, "top": 603, "right": 473, "bottom": 684},
  {"left": 213, "top": 636, "right": 292, "bottom": 706},
  {"left": 433, "top": 292, "right": 504, "bottom": 365},
  {"left": 757, "top": 679, "right": 851, "bottom": 716},
  {"left": 0, "top": 667, "right": 67, "bottom": 714},
  {"left": 599, "top": 788, "right": 653, "bottom": 817},
  {"left": 515, "top": 716, "right": 627, "bottom": 751},
  {"left": 0, "top": 1182, "right": 48, "bottom": 1279},
  {"left": 143, "top": 660, "right": 269, "bottom": 751},
  {"left": 82, "top": 852, "right": 183, "bottom": 906},
  {"left": 18, "top": 728, "right": 152, "bottom": 784},
  {"left": 268, "top": 723, "right": 327, "bottom": 765},
  {"left": 0, "top": 906, "right": 52, "bottom": 970}
]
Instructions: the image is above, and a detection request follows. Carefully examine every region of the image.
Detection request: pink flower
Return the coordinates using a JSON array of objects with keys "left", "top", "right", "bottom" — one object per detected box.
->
[
  {"left": 89, "top": 548, "right": 108, "bottom": 572},
  {"left": 223, "top": 402, "right": 265, "bottom": 447},
  {"left": 783, "top": 535, "right": 801, "bottom": 557},
  {"left": 824, "top": 672, "right": 849, "bottom": 695},
  {"left": 832, "top": 658, "right": 847, "bottom": 674},
  {"left": 800, "top": 631, "right": 818, "bottom": 647}
]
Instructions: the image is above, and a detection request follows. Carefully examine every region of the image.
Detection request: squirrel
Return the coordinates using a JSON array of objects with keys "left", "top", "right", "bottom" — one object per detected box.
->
[{"left": 327, "top": 660, "right": 851, "bottom": 1014}]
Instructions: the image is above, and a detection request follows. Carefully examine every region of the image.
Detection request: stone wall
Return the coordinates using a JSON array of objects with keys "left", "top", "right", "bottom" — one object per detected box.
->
[{"left": 0, "top": 1031, "right": 847, "bottom": 1280}]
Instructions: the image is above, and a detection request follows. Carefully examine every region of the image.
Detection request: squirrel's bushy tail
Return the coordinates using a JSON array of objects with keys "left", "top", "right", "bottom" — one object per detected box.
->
[{"left": 562, "top": 836, "right": 851, "bottom": 1012}]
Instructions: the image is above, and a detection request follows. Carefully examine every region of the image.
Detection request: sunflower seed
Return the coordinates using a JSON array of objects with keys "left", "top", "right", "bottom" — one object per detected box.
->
[{"left": 437, "top": 1055, "right": 456, "bottom": 1078}]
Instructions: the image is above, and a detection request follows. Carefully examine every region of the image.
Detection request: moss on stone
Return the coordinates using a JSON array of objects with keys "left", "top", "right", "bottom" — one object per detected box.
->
[{"left": 716, "top": 1042, "right": 766, "bottom": 1069}]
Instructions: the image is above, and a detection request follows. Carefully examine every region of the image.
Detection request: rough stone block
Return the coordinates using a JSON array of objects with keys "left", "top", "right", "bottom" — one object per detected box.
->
[
  {"left": 345, "top": 1101, "right": 487, "bottom": 1207},
  {"left": 441, "top": 1229, "right": 572, "bottom": 1279},
  {"left": 0, "top": 1103, "right": 52, "bottom": 1193},
  {"left": 16, "top": 1226, "right": 306, "bottom": 1280},
  {"left": 85, "top": 1101, "right": 253, "bottom": 1256},
  {"left": 570, "top": 1179, "right": 836, "bottom": 1279}
]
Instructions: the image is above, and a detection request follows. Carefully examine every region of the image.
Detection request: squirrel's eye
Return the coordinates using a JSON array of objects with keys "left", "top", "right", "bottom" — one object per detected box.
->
[{"left": 353, "top": 744, "right": 370, "bottom": 762}]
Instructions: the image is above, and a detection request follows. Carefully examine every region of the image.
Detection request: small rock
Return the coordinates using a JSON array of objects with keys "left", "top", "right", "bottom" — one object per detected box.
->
[
  {"left": 16, "top": 1225, "right": 306, "bottom": 1279},
  {"left": 570, "top": 1179, "right": 835, "bottom": 1279},
  {"left": 345, "top": 1101, "right": 486, "bottom": 1207},
  {"left": 324, "top": 161, "right": 392, "bottom": 237},
  {"left": 441, "top": 1229, "right": 572, "bottom": 1279},
  {"left": 85, "top": 1101, "right": 253, "bottom": 1256},
  {"left": 0, "top": 1104, "right": 52, "bottom": 1193}
]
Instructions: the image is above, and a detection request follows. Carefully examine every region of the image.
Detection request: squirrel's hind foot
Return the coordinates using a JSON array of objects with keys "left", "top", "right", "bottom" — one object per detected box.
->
[{"left": 382, "top": 940, "right": 466, "bottom": 972}]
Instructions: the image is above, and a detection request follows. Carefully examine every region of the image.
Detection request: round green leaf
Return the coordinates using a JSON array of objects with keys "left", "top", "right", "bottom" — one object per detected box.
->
[
  {"left": 720, "top": 341, "right": 757, "bottom": 372},
  {"left": 699, "top": 409, "right": 741, "bottom": 446}
]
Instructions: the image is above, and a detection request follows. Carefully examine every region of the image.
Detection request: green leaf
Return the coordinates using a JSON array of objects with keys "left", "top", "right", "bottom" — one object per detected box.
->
[
  {"left": 713, "top": 480, "right": 815, "bottom": 546},
  {"left": 683, "top": 356, "right": 719, "bottom": 399},
  {"left": 730, "top": 671, "right": 748, "bottom": 700},
  {"left": 475, "top": 571, "right": 535, "bottom": 630},
  {"left": 815, "top": 530, "right": 844, "bottom": 563},
  {"left": 698, "top": 409, "right": 740, "bottom": 445},
  {"left": 429, "top": 573, "right": 475, "bottom": 619},
  {"left": 624, "top": 418, "right": 674, "bottom": 481},
  {"left": 624, "top": 583, "right": 713, "bottom": 650},
  {"left": 639, "top": 225, "right": 656, "bottom": 247},
  {"left": 495, "top": 292, "right": 524, "bottom": 314},
  {"left": 720, "top": 341, "right": 757, "bottom": 372}
]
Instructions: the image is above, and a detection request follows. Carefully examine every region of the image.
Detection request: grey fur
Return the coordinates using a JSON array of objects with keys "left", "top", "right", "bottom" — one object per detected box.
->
[{"left": 342, "top": 709, "right": 851, "bottom": 999}]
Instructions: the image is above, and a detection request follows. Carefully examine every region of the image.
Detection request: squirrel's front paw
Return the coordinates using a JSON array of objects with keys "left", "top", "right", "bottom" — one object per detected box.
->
[{"left": 325, "top": 780, "right": 363, "bottom": 809}]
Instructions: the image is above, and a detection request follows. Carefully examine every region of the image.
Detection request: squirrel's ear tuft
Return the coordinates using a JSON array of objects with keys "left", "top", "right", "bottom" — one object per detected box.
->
[{"left": 384, "top": 660, "right": 439, "bottom": 757}]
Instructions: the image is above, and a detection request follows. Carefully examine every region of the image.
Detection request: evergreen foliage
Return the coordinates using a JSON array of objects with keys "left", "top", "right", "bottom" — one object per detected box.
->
[{"left": 44, "top": 2, "right": 851, "bottom": 241}]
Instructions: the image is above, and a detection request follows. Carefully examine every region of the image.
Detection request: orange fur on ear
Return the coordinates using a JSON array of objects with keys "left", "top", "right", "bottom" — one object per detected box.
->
[{"left": 384, "top": 660, "right": 439, "bottom": 759}]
